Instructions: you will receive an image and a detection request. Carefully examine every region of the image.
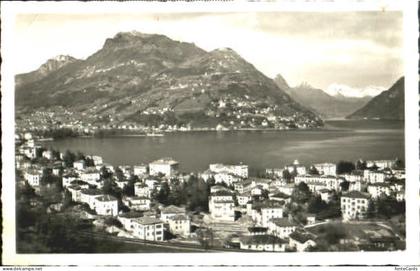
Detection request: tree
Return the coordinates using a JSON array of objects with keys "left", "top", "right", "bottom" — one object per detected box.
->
[
  {"left": 355, "top": 159, "right": 367, "bottom": 170},
  {"left": 156, "top": 182, "right": 170, "bottom": 205},
  {"left": 100, "top": 166, "right": 112, "bottom": 179},
  {"left": 282, "top": 170, "right": 292, "bottom": 181},
  {"left": 308, "top": 166, "right": 319, "bottom": 175},
  {"left": 63, "top": 150, "right": 76, "bottom": 168},
  {"left": 291, "top": 182, "right": 312, "bottom": 204},
  {"left": 339, "top": 180, "right": 350, "bottom": 192},
  {"left": 307, "top": 195, "right": 328, "bottom": 214},
  {"left": 366, "top": 199, "right": 376, "bottom": 218},
  {"left": 336, "top": 161, "right": 355, "bottom": 175},
  {"left": 62, "top": 190, "right": 73, "bottom": 209}
]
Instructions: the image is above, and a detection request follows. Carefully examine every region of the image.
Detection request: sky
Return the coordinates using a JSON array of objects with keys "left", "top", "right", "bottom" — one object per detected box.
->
[{"left": 14, "top": 12, "right": 404, "bottom": 96}]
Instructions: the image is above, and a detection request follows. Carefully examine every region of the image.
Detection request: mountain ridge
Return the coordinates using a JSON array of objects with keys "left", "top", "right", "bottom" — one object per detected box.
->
[
  {"left": 15, "top": 31, "right": 322, "bottom": 130},
  {"left": 346, "top": 77, "right": 404, "bottom": 120}
]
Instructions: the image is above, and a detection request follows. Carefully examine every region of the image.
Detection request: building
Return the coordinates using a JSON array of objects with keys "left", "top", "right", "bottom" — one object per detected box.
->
[
  {"left": 366, "top": 160, "right": 395, "bottom": 170},
  {"left": 289, "top": 231, "right": 317, "bottom": 252},
  {"left": 130, "top": 217, "right": 164, "bottom": 241},
  {"left": 364, "top": 170, "right": 386, "bottom": 183},
  {"left": 239, "top": 235, "right": 287, "bottom": 252},
  {"left": 91, "top": 155, "right": 104, "bottom": 166},
  {"left": 313, "top": 163, "right": 337, "bottom": 176},
  {"left": 367, "top": 183, "right": 392, "bottom": 199},
  {"left": 167, "top": 214, "right": 191, "bottom": 237},
  {"left": 265, "top": 168, "right": 284, "bottom": 178},
  {"left": 62, "top": 172, "right": 78, "bottom": 187},
  {"left": 251, "top": 200, "right": 284, "bottom": 227},
  {"left": 208, "top": 190, "right": 235, "bottom": 222},
  {"left": 268, "top": 217, "right": 298, "bottom": 238},
  {"left": 237, "top": 192, "right": 252, "bottom": 206},
  {"left": 24, "top": 169, "right": 42, "bottom": 186},
  {"left": 160, "top": 205, "right": 186, "bottom": 223},
  {"left": 277, "top": 183, "right": 295, "bottom": 196},
  {"left": 73, "top": 160, "right": 86, "bottom": 171},
  {"left": 149, "top": 158, "right": 179, "bottom": 177},
  {"left": 269, "top": 192, "right": 291, "bottom": 204},
  {"left": 134, "top": 183, "right": 152, "bottom": 198},
  {"left": 396, "top": 191, "right": 405, "bottom": 202},
  {"left": 341, "top": 191, "right": 370, "bottom": 221},
  {"left": 80, "top": 188, "right": 103, "bottom": 210},
  {"left": 284, "top": 160, "right": 307, "bottom": 176},
  {"left": 209, "top": 163, "right": 248, "bottom": 178},
  {"left": 214, "top": 171, "right": 242, "bottom": 186},
  {"left": 42, "top": 150, "right": 54, "bottom": 160},
  {"left": 133, "top": 164, "right": 148, "bottom": 176},
  {"left": 67, "top": 184, "right": 83, "bottom": 202},
  {"left": 80, "top": 168, "right": 101, "bottom": 187},
  {"left": 122, "top": 196, "right": 151, "bottom": 211},
  {"left": 294, "top": 175, "right": 342, "bottom": 191},
  {"left": 94, "top": 195, "right": 118, "bottom": 216},
  {"left": 318, "top": 189, "right": 333, "bottom": 203}
]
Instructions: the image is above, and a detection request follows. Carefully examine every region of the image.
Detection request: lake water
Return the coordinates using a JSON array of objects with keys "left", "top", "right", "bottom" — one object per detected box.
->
[{"left": 43, "top": 120, "right": 405, "bottom": 175}]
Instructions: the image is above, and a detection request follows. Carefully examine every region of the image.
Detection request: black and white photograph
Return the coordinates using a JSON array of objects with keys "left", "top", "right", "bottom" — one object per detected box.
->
[{"left": 1, "top": 0, "right": 419, "bottom": 267}]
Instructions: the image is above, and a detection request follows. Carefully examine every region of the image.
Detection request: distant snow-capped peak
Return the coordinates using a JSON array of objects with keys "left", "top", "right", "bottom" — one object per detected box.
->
[{"left": 325, "top": 83, "right": 386, "bottom": 98}]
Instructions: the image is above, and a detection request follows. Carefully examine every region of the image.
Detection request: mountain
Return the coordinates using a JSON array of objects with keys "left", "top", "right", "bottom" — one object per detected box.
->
[
  {"left": 274, "top": 76, "right": 371, "bottom": 119},
  {"left": 16, "top": 55, "right": 80, "bottom": 87},
  {"left": 346, "top": 77, "right": 404, "bottom": 120},
  {"left": 15, "top": 31, "right": 322, "bottom": 129}
]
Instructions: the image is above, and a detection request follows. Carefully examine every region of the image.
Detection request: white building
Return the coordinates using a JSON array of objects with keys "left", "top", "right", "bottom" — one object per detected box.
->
[
  {"left": 364, "top": 170, "right": 386, "bottom": 183},
  {"left": 91, "top": 155, "right": 104, "bottom": 166},
  {"left": 149, "top": 158, "right": 179, "bottom": 177},
  {"left": 289, "top": 231, "right": 317, "bottom": 252},
  {"left": 73, "top": 160, "right": 86, "bottom": 171},
  {"left": 239, "top": 235, "right": 287, "bottom": 252},
  {"left": 168, "top": 214, "right": 191, "bottom": 237},
  {"left": 80, "top": 168, "right": 101, "bottom": 187},
  {"left": 251, "top": 201, "right": 284, "bottom": 227},
  {"left": 24, "top": 169, "right": 42, "bottom": 187},
  {"left": 122, "top": 196, "right": 151, "bottom": 211},
  {"left": 208, "top": 190, "right": 235, "bottom": 222},
  {"left": 94, "top": 195, "right": 118, "bottom": 216},
  {"left": 237, "top": 192, "right": 252, "bottom": 206},
  {"left": 318, "top": 189, "right": 333, "bottom": 202},
  {"left": 313, "top": 163, "right": 337, "bottom": 176},
  {"left": 133, "top": 164, "right": 148, "bottom": 176},
  {"left": 67, "top": 185, "right": 83, "bottom": 202},
  {"left": 209, "top": 163, "right": 248, "bottom": 178},
  {"left": 366, "top": 159, "right": 395, "bottom": 170},
  {"left": 80, "top": 188, "right": 103, "bottom": 210},
  {"left": 268, "top": 217, "right": 298, "bottom": 238},
  {"left": 396, "top": 191, "right": 405, "bottom": 202},
  {"left": 367, "top": 183, "right": 392, "bottom": 199},
  {"left": 294, "top": 175, "right": 342, "bottom": 191},
  {"left": 214, "top": 171, "right": 242, "bottom": 186},
  {"left": 42, "top": 150, "right": 54, "bottom": 160},
  {"left": 160, "top": 205, "right": 186, "bottom": 223},
  {"left": 134, "top": 183, "right": 152, "bottom": 198},
  {"left": 130, "top": 217, "right": 164, "bottom": 241},
  {"left": 62, "top": 172, "right": 78, "bottom": 187},
  {"left": 341, "top": 191, "right": 370, "bottom": 221},
  {"left": 284, "top": 160, "right": 307, "bottom": 176},
  {"left": 277, "top": 184, "right": 295, "bottom": 196}
]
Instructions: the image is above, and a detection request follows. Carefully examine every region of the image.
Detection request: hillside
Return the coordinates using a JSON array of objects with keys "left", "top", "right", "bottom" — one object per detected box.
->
[
  {"left": 274, "top": 75, "right": 371, "bottom": 119},
  {"left": 346, "top": 77, "right": 404, "bottom": 120},
  {"left": 15, "top": 31, "right": 322, "bottom": 130}
]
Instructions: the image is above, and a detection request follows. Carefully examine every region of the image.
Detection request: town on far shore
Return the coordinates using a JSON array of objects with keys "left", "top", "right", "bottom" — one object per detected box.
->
[{"left": 16, "top": 132, "right": 406, "bottom": 253}]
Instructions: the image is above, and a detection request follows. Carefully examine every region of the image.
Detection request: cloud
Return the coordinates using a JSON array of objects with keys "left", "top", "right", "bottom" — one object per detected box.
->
[{"left": 325, "top": 83, "right": 386, "bottom": 97}]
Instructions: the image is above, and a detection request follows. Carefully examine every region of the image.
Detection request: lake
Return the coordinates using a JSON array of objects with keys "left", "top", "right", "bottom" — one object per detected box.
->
[{"left": 43, "top": 120, "right": 405, "bottom": 175}]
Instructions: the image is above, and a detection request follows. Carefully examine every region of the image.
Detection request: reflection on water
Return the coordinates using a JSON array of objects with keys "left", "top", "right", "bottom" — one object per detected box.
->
[{"left": 44, "top": 120, "right": 404, "bottom": 174}]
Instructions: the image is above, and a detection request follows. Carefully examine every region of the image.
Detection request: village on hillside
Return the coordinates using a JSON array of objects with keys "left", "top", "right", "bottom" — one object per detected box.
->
[{"left": 16, "top": 132, "right": 406, "bottom": 252}]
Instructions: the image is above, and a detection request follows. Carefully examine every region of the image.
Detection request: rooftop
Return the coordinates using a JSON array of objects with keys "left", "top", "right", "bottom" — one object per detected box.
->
[
  {"left": 342, "top": 191, "right": 371, "bottom": 199},
  {"left": 118, "top": 211, "right": 143, "bottom": 218},
  {"left": 289, "top": 231, "right": 316, "bottom": 243},
  {"left": 161, "top": 205, "right": 185, "bottom": 214},
  {"left": 96, "top": 195, "right": 118, "bottom": 202},
  {"left": 133, "top": 216, "right": 163, "bottom": 225},
  {"left": 270, "top": 217, "right": 298, "bottom": 227},
  {"left": 150, "top": 158, "right": 179, "bottom": 166},
  {"left": 81, "top": 188, "right": 103, "bottom": 196},
  {"left": 240, "top": 234, "right": 287, "bottom": 245}
]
